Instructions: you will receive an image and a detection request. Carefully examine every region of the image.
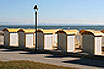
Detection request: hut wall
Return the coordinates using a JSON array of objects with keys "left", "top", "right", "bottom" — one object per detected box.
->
[
  {"left": 26, "top": 33, "right": 34, "bottom": 48},
  {"left": 58, "top": 33, "right": 67, "bottom": 53},
  {"left": 95, "top": 37, "right": 102, "bottom": 55},
  {"left": 0, "top": 32, "right": 4, "bottom": 45},
  {"left": 67, "top": 35, "right": 75, "bottom": 52},
  {"left": 34, "top": 33, "right": 35, "bottom": 48},
  {"left": 18, "top": 32, "right": 25, "bottom": 48},
  {"left": 4, "top": 31, "right": 9, "bottom": 47},
  {"left": 76, "top": 34, "right": 82, "bottom": 49},
  {"left": 82, "top": 35, "right": 94, "bottom": 55},
  {"left": 53, "top": 34, "right": 58, "bottom": 48},
  {"left": 44, "top": 34, "right": 53, "bottom": 50},
  {"left": 102, "top": 37, "right": 104, "bottom": 47},
  {"left": 79, "top": 35, "right": 83, "bottom": 48},
  {"left": 37, "top": 32, "right": 44, "bottom": 51},
  {"left": 10, "top": 33, "right": 18, "bottom": 47}
]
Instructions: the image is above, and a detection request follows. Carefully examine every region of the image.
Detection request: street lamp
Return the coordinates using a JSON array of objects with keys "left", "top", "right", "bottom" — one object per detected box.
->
[{"left": 34, "top": 5, "right": 38, "bottom": 51}]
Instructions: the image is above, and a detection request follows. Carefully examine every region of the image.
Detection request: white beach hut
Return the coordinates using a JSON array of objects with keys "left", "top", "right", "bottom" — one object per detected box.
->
[
  {"left": 42, "top": 29, "right": 59, "bottom": 50},
  {"left": 18, "top": 29, "right": 35, "bottom": 49},
  {"left": 81, "top": 30, "right": 104, "bottom": 55},
  {"left": 3, "top": 28, "right": 20, "bottom": 48},
  {"left": 100, "top": 30, "right": 104, "bottom": 49},
  {"left": 66, "top": 30, "right": 79, "bottom": 49},
  {"left": 0, "top": 31, "right": 4, "bottom": 45},
  {"left": 18, "top": 29, "right": 44, "bottom": 51},
  {"left": 56, "top": 29, "right": 78, "bottom": 53}
]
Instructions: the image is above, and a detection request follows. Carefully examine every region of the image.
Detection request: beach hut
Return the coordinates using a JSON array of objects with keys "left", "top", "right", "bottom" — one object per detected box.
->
[
  {"left": 18, "top": 29, "right": 44, "bottom": 51},
  {"left": 0, "top": 31, "right": 4, "bottom": 45},
  {"left": 18, "top": 29, "right": 35, "bottom": 49},
  {"left": 42, "top": 29, "right": 59, "bottom": 50},
  {"left": 81, "top": 30, "right": 104, "bottom": 55},
  {"left": 100, "top": 30, "right": 104, "bottom": 48},
  {"left": 66, "top": 30, "right": 79, "bottom": 49},
  {"left": 2, "top": 28, "right": 20, "bottom": 48},
  {"left": 56, "top": 29, "right": 78, "bottom": 53}
]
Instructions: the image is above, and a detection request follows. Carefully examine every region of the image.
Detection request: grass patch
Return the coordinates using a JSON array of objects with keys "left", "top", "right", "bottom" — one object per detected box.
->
[{"left": 0, "top": 60, "right": 76, "bottom": 69}]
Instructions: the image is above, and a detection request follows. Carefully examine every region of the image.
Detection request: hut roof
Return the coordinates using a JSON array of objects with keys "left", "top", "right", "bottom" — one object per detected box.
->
[
  {"left": 101, "top": 30, "right": 104, "bottom": 33},
  {"left": 80, "top": 30, "right": 104, "bottom": 36},
  {"left": 2, "top": 28, "right": 20, "bottom": 32},
  {"left": 18, "top": 29, "right": 35, "bottom": 33},
  {"left": 18, "top": 29, "right": 43, "bottom": 33},
  {"left": 55, "top": 29, "right": 79, "bottom": 35},
  {"left": 64, "top": 29, "right": 79, "bottom": 35},
  {"left": 42, "top": 29, "right": 61, "bottom": 34}
]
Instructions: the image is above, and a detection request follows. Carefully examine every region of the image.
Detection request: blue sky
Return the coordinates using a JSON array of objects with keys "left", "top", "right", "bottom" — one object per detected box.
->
[{"left": 0, "top": 0, "right": 104, "bottom": 25}]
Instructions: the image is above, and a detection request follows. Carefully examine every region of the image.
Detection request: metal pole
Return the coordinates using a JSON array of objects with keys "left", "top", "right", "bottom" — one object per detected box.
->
[{"left": 35, "top": 11, "right": 38, "bottom": 51}]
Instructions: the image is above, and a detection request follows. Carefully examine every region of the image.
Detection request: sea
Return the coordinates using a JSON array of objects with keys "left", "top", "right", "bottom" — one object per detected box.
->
[{"left": 0, "top": 25, "right": 104, "bottom": 31}]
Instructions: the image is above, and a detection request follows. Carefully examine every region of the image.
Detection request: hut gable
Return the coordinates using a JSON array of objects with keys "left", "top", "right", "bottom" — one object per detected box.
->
[
  {"left": 43, "top": 29, "right": 61, "bottom": 34},
  {"left": 101, "top": 30, "right": 104, "bottom": 33},
  {"left": 18, "top": 29, "right": 43, "bottom": 33},
  {"left": 2, "top": 28, "right": 20, "bottom": 32},
  {"left": 56, "top": 29, "right": 79, "bottom": 35},
  {"left": 80, "top": 30, "right": 104, "bottom": 37},
  {"left": 55, "top": 29, "right": 66, "bottom": 34},
  {"left": 36, "top": 29, "right": 43, "bottom": 33},
  {"left": 17, "top": 29, "right": 35, "bottom": 33},
  {"left": 64, "top": 29, "right": 79, "bottom": 35}
]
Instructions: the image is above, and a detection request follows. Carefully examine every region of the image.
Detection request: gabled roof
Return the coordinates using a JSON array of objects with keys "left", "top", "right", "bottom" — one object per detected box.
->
[
  {"left": 2, "top": 28, "right": 20, "bottom": 32},
  {"left": 64, "top": 29, "right": 79, "bottom": 35},
  {"left": 101, "top": 30, "right": 104, "bottom": 33},
  {"left": 17, "top": 29, "right": 35, "bottom": 33},
  {"left": 18, "top": 29, "right": 43, "bottom": 33},
  {"left": 80, "top": 29, "right": 104, "bottom": 36},
  {"left": 56, "top": 29, "right": 79, "bottom": 35},
  {"left": 42, "top": 29, "right": 61, "bottom": 34}
]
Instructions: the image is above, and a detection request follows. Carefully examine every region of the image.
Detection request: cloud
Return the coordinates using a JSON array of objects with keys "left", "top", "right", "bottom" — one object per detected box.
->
[
  {"left": 0, "top": 22, "right": 33, "bottom": 25},
  {"left": 39, "top": 19, "right": 104, "bottom": 25}
]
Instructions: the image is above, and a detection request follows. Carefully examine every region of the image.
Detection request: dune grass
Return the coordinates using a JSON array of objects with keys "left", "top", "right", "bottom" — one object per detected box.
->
[{"left": 0, "top": 60, "right": 76, "bottom": 69}]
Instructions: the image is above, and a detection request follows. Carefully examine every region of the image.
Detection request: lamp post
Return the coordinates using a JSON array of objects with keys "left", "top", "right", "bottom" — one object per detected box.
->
[{"left": 34, "top": 5, "right": 38, "bottom": 51}]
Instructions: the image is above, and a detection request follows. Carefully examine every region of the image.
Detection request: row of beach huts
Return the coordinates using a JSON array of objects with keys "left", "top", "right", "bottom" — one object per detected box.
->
[{"left": 0, "top": 28, "right": 104, "bottom": 56}]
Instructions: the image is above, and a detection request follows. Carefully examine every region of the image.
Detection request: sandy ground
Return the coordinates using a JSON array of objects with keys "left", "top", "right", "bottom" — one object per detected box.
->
[{"left": 0, "top": 47, "right": 104, "bottom": 69}]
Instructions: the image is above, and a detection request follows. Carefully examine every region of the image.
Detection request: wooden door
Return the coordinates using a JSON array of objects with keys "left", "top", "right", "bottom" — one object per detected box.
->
[
  {"left": 10, "top": 33, "right": 18, "bottom": 46},
  {"left": 67, "top": 36, "right": 75, "bottom": 52},
  {"left": 44, "top": 34, "right": 53, "bottom": 50},
  {"left": 26, "top": 34, "right": 34, "bottom": 48}
]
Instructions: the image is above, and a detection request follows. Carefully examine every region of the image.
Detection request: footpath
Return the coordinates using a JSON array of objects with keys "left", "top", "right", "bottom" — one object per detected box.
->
[{"left": 0, "top": 47, "right": 104, "bottom": 69}]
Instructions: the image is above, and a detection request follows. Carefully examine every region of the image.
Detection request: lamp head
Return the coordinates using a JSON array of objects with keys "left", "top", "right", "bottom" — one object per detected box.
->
[{"left": 34, "top": 5, "right": 38, "bottom": 11}]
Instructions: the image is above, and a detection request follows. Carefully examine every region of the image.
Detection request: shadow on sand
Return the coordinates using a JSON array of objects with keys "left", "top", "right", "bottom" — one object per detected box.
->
[
  {"left": 62, "top": 58, "right": 104, "bottom": 67},
  {"left": 0, "top": 45, "right": 33, "bottom": 52}
]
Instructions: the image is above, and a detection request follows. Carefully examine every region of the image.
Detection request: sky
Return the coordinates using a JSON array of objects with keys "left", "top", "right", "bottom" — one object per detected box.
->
[{"left": 0, "top": 0, "right": 104, "bottom": 25}]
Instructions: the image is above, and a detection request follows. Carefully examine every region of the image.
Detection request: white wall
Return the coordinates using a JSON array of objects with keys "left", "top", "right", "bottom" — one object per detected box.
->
[
  {"left": 26, "top": 34, "right": 34, "bottom": 48},
  {"left": 10, "top": 33, "right": 18, "bottom": 47},
  {"left": 0, "top": 33, "right": 4, "bottom": 45},
  {"left": 53, "top": 34, "right": 58, "bottom": 48},
  {"left": 95, "top": 37, "right": 102, "bottom": 55},
  {"left": 44, "top": 34, "right": 53, "bottom": 50},
  {"left": 67, "top": 35, "right": 75, "bottom": 52}
]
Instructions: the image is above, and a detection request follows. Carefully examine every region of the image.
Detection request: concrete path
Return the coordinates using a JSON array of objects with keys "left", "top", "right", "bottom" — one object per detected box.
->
[{"left": 0, "top": 47, "right": 104, "bottom": 69}]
